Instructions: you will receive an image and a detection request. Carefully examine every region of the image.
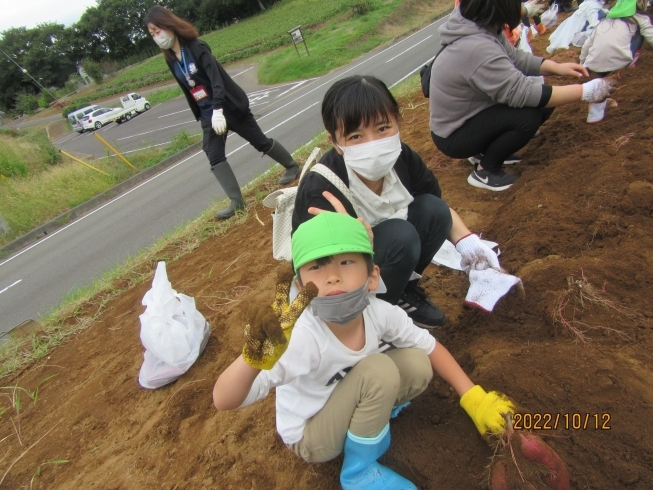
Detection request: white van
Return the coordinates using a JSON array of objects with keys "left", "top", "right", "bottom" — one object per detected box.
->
[{"left": 67, "top": 105, "right": 102, "bottom": 133}]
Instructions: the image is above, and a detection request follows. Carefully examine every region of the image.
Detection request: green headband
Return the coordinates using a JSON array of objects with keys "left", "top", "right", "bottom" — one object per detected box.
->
[
  {"left": 607, "top": 0, "right": 637, "bottom": 18},
  {"left": 292, "top": 212, "right": 373, "bottom": 272}
]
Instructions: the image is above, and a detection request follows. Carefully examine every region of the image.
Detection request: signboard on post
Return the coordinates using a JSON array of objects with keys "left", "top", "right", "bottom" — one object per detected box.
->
[{"left": 288, "top": 25, "right": 309, "bottom": 57}]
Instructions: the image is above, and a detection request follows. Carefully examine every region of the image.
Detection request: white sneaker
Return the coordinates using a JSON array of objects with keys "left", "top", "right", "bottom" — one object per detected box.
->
[{"left": 587, "top": 101, "right": 607, "bottom": 123}]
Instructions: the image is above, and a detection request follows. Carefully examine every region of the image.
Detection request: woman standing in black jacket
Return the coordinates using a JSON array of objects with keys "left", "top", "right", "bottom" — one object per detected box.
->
[{"left": 145, "top": 6, "right": 300, "bottom": 219}]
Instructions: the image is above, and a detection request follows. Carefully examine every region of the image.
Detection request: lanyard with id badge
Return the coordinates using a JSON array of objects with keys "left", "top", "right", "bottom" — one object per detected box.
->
[{"left": 178, "top": 49, "right": 208, "bottom": 102}]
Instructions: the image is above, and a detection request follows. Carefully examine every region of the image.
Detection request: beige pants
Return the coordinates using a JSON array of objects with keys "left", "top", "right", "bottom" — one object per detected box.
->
[{"left": 288, "top": 348, "right": 432, "bottom": 463}]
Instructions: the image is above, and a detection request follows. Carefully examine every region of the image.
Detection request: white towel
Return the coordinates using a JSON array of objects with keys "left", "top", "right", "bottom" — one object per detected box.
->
[{"left": 465, "top": 268, "right": 522, "bottom": 312}]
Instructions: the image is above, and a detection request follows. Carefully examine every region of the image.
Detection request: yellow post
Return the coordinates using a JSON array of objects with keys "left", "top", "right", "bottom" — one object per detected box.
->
[
  {"left": 93, "top": 132, "right": 136, "bottom": 169},
  {"left": 60, "top": 150, "right": 110, "bottom": 176}
]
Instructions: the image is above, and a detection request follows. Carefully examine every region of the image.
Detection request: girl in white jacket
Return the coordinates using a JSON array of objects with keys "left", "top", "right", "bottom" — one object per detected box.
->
[{"left": 580, "top": 0, "right": 653, "bottom": 122}]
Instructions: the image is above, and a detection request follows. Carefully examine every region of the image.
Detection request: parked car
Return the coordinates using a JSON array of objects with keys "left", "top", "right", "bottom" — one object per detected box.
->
[
  {"left": 113, "top": 93, "right": 151, "bottom": 124},
  {"left": 67, "top": 105, "right": 102, "bottom": 133},
  {"left": 81, "top": 108, "right": 119, "bottom": 131}
]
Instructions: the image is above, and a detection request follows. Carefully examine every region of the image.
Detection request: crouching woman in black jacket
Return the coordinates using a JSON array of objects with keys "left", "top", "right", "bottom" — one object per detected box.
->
[{"left": 145, "top": 6, "right": 299, "bottom": 219}]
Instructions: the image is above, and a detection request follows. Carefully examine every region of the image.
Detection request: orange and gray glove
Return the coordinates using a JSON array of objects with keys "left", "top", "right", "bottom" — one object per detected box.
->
[
  {"left": 242, "top": 268, "right": 318, "bottom": 370},
  {"left": 460, "top": 385, "right": 515, "bottom": 435}
]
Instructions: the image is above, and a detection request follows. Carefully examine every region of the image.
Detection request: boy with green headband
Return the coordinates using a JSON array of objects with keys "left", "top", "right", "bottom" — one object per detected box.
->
[{"left": 213, "top": 212, "right": 515, "bottom": 490}]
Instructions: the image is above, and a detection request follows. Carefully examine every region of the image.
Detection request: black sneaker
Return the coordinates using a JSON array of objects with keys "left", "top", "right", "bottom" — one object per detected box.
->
[
  {"left": 468, "top": 153, "right": 522, "bottom": 166},
  {"left": 467, "top": 168, "right": 519, "bottom": 191},
  {"left": 397, "top": 283, "right": 446, "bottom": 329}
]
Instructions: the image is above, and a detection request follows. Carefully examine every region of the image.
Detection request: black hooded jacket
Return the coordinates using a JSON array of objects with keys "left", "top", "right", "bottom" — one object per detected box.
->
[{"left": 165, "top": 39, "right": 250, "bottom": 121}]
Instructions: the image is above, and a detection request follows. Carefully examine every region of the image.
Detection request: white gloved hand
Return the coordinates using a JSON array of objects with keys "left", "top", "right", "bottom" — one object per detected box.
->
[
  {"left": 455, "top": 234, "right": 501, "bottom": 273},
  {"left": 581, "top": 79, "right": 615, "bottom": 103},
  {"left": 211, "top": 109, "right": 227, "bottom": 135},
  {"left": 524, "top": 0, "right": 547, "bottom": 17}
]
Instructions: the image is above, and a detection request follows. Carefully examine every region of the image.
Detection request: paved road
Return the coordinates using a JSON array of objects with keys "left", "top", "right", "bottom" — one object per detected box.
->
[{"left": 0, "top": 14, "right": 449, "bottom": 334}]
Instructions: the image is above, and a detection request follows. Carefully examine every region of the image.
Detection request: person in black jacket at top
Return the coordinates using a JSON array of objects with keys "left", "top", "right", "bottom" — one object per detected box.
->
[
  {"left": 144, "top": 6, "right": 300, "bottom": 219},
  {"left": 292, "top": 76, "right": 499, "bottom": 329}
]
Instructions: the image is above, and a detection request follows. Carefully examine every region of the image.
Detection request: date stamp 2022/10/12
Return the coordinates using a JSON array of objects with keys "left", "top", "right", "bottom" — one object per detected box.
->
[{"left": 512, "top": 413, "right": 611, "bottom": 430}]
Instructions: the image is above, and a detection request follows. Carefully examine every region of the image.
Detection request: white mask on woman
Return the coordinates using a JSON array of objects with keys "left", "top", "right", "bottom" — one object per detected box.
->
[
  {"left": 337, "top": 132, "right": 401, "bottom": 181},
  {"left": 153, "top": 31, "right": 175, "bottom": 50}
]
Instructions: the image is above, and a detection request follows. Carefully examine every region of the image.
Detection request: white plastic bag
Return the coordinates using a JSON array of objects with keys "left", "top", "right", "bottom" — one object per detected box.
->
[
  {"left": 518, "top": 25, "right": 533, "bottom": 54},
  {"left": 546, "top": 0, "right": 605, "bottom": 53},
  {"left": 138, "top": 261, "right": 211, "bottom": 389},
  {"left": 541, "top": 4, "right": 559, "bottom": 28},
  {"left": 546, "top": 9, "right": 588, "bottom": 53}
]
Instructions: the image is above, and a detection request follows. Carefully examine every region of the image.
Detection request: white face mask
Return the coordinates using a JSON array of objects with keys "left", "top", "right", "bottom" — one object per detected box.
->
[
  {"left": 153, "top": 31, "right": 175, "bottom": 50},
  {"left": 337, "top": 132, "right": 401, "bottom": 181}
]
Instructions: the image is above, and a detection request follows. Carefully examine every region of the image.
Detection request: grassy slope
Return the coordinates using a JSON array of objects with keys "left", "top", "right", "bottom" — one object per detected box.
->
[
  {"left": 259, "top": 0, "right": 449, "bottom": 84},
  {"left": 0, "top": 131, "right": 200, "bottom": 247}
]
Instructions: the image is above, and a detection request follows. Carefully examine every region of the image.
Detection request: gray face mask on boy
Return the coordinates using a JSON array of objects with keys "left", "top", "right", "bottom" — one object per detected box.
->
[{"left": 311, "top": 281, "right": 370, "bottom": 325}]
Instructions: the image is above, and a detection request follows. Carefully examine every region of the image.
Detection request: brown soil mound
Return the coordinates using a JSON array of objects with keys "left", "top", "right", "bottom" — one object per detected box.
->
[{"left": 2, "top": 21, "right": 653, "bottom": 490}]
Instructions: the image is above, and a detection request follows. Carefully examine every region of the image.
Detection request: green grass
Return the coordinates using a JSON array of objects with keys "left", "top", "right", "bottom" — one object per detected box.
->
[
  {"left": 258, "top": 0, "right": 450, "bottom": 83},
  {"left": 146, "top": 86, "right": 184, "bottom": 105},
  {"left": 0, "top": 131, "right": 200, "bottom": 247},
  {"left": 0, "top": 129, "right": 61, "bottom": 178}
]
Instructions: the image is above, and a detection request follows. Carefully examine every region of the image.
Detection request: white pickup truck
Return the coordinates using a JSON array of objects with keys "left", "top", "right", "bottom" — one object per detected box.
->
[{"left": 112, "top": 93, "right": 151, "bottom": 124}]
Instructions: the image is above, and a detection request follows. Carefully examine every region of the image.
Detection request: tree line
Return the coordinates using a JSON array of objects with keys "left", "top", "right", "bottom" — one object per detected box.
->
[{"left": 0, "top": 0, "right": 280, "bottom": 114}]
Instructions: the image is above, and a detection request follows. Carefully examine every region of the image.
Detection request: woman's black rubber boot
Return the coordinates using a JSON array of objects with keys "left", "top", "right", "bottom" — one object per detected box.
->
[
  {"left": 266, "top": 139, "right": 300, "bottom": 185},
  {"left": 210, "top": 162, "right": 245, "bottom": 219}
]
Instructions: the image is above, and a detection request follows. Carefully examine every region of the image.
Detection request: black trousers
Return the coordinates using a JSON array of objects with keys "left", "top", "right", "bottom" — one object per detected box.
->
[
  {"left": 521, "top": 15, "right": 541, "bottom": 27},
  {"left": 431, "top": 104, "right": 554, "bottom": 173},
  {"left": 373, "top": 194, "right": 452, "bottom": 304},
  {"left": 200, "top": 110, "right": 273, "bottom": 168}
]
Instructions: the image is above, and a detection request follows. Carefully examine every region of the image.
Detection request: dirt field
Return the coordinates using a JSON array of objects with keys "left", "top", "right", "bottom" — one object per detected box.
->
[{"left": 2, "top": 17, "right": 653, "bottom": 490}]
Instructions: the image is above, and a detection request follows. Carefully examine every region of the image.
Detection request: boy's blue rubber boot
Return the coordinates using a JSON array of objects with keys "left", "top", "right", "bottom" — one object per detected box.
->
[{"left": 340, "top": 424, "right": 416, "bottom": 490}]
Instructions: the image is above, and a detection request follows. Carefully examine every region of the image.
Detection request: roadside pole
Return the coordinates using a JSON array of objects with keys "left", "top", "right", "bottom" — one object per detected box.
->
[{"left": 93, "top": 133, "right": 136, "bottom": 169}]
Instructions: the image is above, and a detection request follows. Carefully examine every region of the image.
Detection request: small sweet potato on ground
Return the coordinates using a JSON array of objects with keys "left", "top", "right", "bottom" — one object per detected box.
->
[{"left": 519, "top": 432, "right": 571, "bottom": 490}]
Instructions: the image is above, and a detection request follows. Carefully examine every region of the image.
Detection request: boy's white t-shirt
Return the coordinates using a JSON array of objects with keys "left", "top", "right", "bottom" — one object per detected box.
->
[{"left": 239, "top": 296, "right": 436, "bottom": 444}]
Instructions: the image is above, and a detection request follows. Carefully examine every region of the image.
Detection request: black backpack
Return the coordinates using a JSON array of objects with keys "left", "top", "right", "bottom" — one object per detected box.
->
[{"left": 419, "top": 44, "right": 447, "bottom": 98}]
